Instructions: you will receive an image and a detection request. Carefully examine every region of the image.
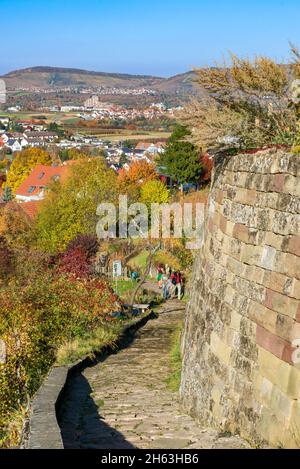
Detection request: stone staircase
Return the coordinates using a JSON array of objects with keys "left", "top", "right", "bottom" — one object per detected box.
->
[{"left": 58, "top": 298, "right": 249, "bottom": 449}]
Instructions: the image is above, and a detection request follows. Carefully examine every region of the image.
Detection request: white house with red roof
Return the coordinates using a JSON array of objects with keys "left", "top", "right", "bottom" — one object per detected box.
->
[
  {"left": 135, "top": 141, "right": 166, "bottom": 154},
  {"left": 15, "top": 164, "right": 70, "bottom": 202}
]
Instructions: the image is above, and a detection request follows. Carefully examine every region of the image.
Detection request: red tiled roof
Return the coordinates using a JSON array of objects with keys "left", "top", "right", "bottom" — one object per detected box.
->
[
  {"left": 135, "top": 142, "right": 151, "bottom": 150},
  {"left": 135, "top": 141, "right": 166, "bottom": 150},
  {"left": 16, "top": 164, "right": 70, "bottom": 197},
  {"left": 20, "top": 201, "right": 42, "bottom": 219}
]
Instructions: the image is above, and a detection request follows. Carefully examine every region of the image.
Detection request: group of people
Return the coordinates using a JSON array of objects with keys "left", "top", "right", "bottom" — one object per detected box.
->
[{"left": 156, "top": 264, "right": 184, "bottom": 301}]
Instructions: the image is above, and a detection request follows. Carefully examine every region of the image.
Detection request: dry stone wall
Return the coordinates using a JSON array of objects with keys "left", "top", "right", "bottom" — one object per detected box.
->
[{"left": 180, "top": 149, "right": 300, "bottom": 448}]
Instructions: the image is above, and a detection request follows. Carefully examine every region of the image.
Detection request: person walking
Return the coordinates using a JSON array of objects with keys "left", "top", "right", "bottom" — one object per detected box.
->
[
  {"left": 175, "top": 271, "right": 182, "bottom": 300},
  {"left": 161, "top": 271, "right": 169, "bottom": 301},
  {"left": 157, "top": 271, "right": 163, "bottom": 288}
]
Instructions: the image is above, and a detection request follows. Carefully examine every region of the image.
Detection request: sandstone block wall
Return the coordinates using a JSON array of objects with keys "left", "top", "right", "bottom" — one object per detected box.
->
[{"left": 180, "top": 149, "right": 300, "bottom": 448}]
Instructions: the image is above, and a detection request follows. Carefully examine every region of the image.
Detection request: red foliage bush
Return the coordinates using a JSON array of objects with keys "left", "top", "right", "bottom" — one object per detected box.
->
[
  {"left": 200, "top": 153, "right": 214, "bottom": 182},
  {"left": 66, "top": 234, "right": 98, "bottom": 259},
  {"left": 57, "top": 246, "right": 91, "bottom": 278},
  {"left": 56, "top": 235, "right": 99, "bottom": 279}
]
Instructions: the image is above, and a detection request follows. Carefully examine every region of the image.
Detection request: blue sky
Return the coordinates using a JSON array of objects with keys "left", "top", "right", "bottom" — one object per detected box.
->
[{"left": 1, "top": 0, "right": 300, "bottom": 76}]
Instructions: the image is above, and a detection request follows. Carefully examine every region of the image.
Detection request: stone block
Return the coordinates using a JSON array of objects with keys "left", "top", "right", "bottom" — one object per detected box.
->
[
  {"left": 263, "top": 289, "right": 299, "bottom": 318},
  {"left": 284, "top": 174, "right": 300, "bottom": 197},
  {"left": 232, "top": 223, "right": 249, "bottom": 243},
  {"left": 263, "top": 231, "right": 284, "bottom": 250},
  {"left": 256, "top": 325, "right": 293, "bottom": 364},
  {"left": 259, "top": 377, "right": 273, "bottom": 404},
  {"left": 210, "top": 331, "right": 232, "bottom": 365},
  {"left": 262, "top": 271, "right": 293, "bottom": 295},
  {"left": 291, "top": 279, "right": 300, "bottom": 300},
  {"left": 230, "top": 311, "right": 242, "bottom": 331},
  {"left": 244, "top": 264, "right": 265, "bottom": 284},
  {"left": 226, "top": 255, "right": 245, "bottom": 276},
  {"left": 274, "top": 252, "right": 299, "bottom": 280},
  {"left": 271, "top": 173, "right": 286, "bottom": 192},
  {"left": 289, "top": 402, "right": 300, "bottom": 445},
  {"left": 257, "top": 346, "right": 286, "bottom": 389},
  {"left": 260, "top": 245, "right": 277, "bottom": 270},
  {"left": 240, "top": 244, "right": 262, "bottom": 265},
  {"left": 270, "top": 385, "right": 293, "bottom": 421},
  {"left": 287, "top": 235, "right": 300, "bottom": 257},
  {"left": 287, "top": 367, "right": 300, "bottom": 399},
  {"left": 215, "top": 189, "right": 226, "bottom": 205},
  {"left": 248, "top": 300, "right": 277, "bottom": 331}
]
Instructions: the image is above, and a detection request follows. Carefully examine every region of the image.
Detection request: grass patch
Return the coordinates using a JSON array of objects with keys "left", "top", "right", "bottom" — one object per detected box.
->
[
  {"left": 111, "top": 279, "right": 137, "bottom": 299},
  {"left": 56, "top": 322, "right": 123, "bottom": 366},
  {"left": 127, "top": 250, "right": 149, "bottom": 272},
  {"left": 166, "top": 321, "right": 183, "bottom": 392}
]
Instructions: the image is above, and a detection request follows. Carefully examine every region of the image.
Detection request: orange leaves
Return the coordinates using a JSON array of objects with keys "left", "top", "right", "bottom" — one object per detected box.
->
[{"left": 117, "top": 160, "right": 157, "bottom": 199}]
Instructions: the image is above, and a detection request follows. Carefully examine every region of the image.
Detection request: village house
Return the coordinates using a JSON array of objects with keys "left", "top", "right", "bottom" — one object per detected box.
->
[
  {"left": 6, "top": 139, "right": 23, "bottom": 152},
  {"left": 135, "top": 141, "right": 166, "bottom": 154},
  {"left": 15, "top": 164, "right": 69, "bottom": 202},
  {"left": 1, "top": 132, "right": 29, "bottom": 152},
  {"left": 24, "top": 130, "right": 58, "bottom": 143}
]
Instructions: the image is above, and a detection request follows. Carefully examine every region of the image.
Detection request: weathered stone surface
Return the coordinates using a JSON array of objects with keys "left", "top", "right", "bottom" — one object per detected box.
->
[
  {"left": 58, "top": 299, "right": 249, "bottom": 449},
  {"left": 180, "top": 150, "right": 300, "bottom": 448},
  {"left": 27, "top": 367, "right": 68, "bottom": 449}
]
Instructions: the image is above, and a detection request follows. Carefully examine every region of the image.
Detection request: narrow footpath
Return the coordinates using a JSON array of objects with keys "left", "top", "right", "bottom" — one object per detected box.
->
[{"left": 58, "top": 293, "right": 249, "bottom": 449}]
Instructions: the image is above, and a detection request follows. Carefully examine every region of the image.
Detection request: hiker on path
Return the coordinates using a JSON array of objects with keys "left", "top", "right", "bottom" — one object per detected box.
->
[
  {"left": 157, "top": 264, "right": 164, "bottom": 288},
  {"left": 157, "top": 271, "right": 163, "bottom": 288},
  {"left": 161, "top": 271, "right": 169, "bottom": 300},
  {"left": 167, "top": 277, "right": 176, "bottom": 298},
  {"left": 175, "top": 271, "right": 183, "bottom": 300},
  {"left": 166, "top": 264, "right": 172, "bottom": 278}
]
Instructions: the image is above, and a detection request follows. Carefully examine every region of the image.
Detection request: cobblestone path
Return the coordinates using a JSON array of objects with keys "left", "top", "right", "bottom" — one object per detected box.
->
[{"left": 59, "top": 299, "right": 249, "bottom": 449}]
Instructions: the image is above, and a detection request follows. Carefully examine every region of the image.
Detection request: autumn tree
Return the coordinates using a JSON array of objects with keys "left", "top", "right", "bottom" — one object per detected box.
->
[
  {"left": 0, "top": 202, "right": 32, "bottom": 248},
  {"left": 6, "top": 148, "right": 52, "bottom": 193},
  {"left": 200, "top": 153, "right": 214, "bottom": 182},
  {"left": 0, "top": 236, "right": 13, "bottom": 282},
  {"left": 34, "top": 158, "right": 117, "bottom": 253},
  {"left": 140, "top": 179, "right": 170, "bottom": 207},
  {"left": 117, "top": 160, "right": 157, "bottom": 201},
  {"left": 59, "top": 148, "right": 90, "bottom": 162}
]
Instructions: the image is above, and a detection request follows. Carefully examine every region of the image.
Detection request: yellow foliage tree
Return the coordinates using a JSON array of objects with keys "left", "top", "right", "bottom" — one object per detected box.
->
[
  {"left": 34, "top": 158, "right": 117, "bottom": 253},
  {"left": 6, "top": 148, "right": 52, "bottom": 193},
  {"left": 0, "top": 202, "right": 32, "bottom": 249},
  {"left": 140, "top": 179, "right": 170, "bottom": 207}
]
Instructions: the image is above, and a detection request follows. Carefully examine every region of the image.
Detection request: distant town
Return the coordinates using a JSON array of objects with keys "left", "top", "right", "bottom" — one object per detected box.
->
[{"left": 0, "top": 94, "right": 179, "bottom": 158}]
